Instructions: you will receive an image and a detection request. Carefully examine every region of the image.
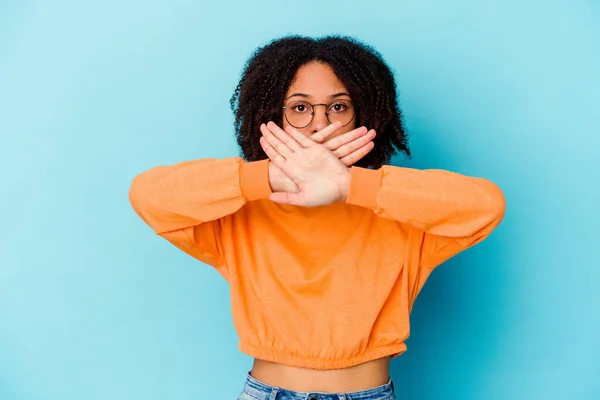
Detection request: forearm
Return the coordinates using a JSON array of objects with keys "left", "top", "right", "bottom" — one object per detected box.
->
[
  {"left": 345, "top": 165, "right": 505, "bottom": 238},
  {"left": 129, "top": 157, "right": 272, "bottom": 234}
]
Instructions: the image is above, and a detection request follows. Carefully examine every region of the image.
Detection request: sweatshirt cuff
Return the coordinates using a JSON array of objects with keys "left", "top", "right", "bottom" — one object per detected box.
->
[
  {"left": 346, "top": 166, "right": 383, "bottom": 210},
  {"left": 240, "top": 159, "right": 272, "bottom": 201}
]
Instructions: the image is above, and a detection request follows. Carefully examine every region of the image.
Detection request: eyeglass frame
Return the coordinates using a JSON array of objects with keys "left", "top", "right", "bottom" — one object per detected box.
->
[{"left": 281, "top": 100, "right": 356, "bottom": 129}]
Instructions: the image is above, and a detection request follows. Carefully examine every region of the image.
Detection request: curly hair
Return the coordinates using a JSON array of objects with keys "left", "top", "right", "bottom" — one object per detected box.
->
[{"left": 230, "top": 35, "right": 410, "bottom": 169}]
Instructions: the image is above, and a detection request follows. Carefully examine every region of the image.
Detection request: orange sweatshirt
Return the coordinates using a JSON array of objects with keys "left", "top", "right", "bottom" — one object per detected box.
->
[{"left": 129, "top": 157, "right": 505, "bottom": 370}]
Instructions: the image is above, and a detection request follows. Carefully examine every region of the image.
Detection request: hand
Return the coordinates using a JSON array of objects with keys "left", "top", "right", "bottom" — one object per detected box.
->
[
  {"left": 266, "top": 123, "right": 376, "bottom": 194},
  {"left": 309, "top": 124, "right": 376, "bottom": 165},
  {"left": 260, "top": 121, "right": 352, "bottom": 207}
]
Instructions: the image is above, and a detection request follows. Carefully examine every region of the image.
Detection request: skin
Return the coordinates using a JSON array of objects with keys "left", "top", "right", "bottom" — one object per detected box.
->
[
  {"left": 250, "top": 62, "right": 392, "bottom": 392},
  {"left": 266, "top": 62, "right": 376, "bottom": 195}
]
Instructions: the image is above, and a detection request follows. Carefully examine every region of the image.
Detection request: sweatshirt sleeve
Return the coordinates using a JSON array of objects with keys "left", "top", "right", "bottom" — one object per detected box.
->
[
  {"left": 346, "top": 165, "right": 506, "bottom": 270},
  {"left": 128, "top": 157, "right": 272, "bottom": 276}
]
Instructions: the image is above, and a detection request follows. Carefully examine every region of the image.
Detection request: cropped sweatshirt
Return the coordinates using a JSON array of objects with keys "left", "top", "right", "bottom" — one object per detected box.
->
[{"left": 128, "top": 157, "right": 505, "bottom": 370}]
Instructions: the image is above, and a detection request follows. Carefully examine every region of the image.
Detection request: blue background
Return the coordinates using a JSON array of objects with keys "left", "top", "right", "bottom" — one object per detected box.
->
[{"left": 1, "top": 0, "right": 598, "bottom": 399}]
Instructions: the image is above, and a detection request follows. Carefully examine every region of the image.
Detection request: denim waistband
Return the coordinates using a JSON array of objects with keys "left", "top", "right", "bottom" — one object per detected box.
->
[{"left": 241, "top": 371, "right": 396, "bottom": 400}]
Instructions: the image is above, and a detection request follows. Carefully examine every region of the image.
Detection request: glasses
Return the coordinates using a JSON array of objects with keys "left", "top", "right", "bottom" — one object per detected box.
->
[{"left": 282, "top": 99, "right": 355, "bottom": 129}]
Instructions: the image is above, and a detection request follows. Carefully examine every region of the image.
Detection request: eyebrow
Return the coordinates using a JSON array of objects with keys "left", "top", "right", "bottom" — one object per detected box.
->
[{"left": 285, "top": 92, "right": 351, "bottom": 100}]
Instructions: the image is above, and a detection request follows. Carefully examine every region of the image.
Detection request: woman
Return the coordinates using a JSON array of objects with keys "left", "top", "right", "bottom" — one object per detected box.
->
[{"left": 129, "top": 35, "right": 505, "bottom": 399}]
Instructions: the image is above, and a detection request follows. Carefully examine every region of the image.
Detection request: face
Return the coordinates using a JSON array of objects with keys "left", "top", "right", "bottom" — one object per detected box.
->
[{"left": 281, "top": 62, "right": 356, "bottom": 139}]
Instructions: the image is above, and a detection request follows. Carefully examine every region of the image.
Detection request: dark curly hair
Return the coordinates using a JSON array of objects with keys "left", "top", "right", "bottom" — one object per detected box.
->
[{"left": 230, "top": 34, "right": 410, "bottom": 169}]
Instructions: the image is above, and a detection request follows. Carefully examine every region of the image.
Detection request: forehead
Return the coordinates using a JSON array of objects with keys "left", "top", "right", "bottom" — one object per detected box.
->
[{"left": 286, "top": 62, "right": 348, "bottom": 98}]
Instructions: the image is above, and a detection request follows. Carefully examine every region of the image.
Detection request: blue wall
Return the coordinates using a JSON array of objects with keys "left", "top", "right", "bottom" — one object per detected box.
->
[{"left": 1, "top": 1, "right": 598, "bottom": 399}]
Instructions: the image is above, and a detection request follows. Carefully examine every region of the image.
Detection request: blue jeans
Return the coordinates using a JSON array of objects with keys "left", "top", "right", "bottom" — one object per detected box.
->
[{"left": 238, "top": 371, "right": 397, "bottom": 400}]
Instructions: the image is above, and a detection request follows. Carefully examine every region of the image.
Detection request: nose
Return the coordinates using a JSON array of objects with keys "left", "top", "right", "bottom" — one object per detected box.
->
[{"left": 311, "top": 105, "right": 329, "bottom": 132}]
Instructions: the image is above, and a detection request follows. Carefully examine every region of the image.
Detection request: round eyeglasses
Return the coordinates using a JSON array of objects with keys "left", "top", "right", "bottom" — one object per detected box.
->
[{"left": 282, "top": 99, "right": 355, "bottom": 129}]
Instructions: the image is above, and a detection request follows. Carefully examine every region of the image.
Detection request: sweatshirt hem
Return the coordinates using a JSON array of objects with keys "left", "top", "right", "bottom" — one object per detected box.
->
[{"left": 238, "top": 341, "right": 407, "bottom": 370}]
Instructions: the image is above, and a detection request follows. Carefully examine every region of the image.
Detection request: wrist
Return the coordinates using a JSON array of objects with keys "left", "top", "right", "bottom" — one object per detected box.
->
[{"left": 338, "top": 167, "right": 351, "bottom": 203}]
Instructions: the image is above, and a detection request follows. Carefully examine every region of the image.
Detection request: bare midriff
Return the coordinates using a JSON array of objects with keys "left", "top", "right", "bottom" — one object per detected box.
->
[{"left": 250, "top": 356, "right": 391, "bottom": 393}]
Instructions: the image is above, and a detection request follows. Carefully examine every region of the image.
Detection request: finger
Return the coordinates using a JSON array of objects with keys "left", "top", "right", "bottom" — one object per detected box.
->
[
  {"left": 308, "top": 121, "right": 344, "bottom": 143},
  {"left": 261, "top": 123, "right": 294, "bottom": 158},
  {"left": 266, "top": 121, "right": 303, "bottom": 152},
  {"left": 340, "top": 141, "right": 375, "bottom": 166},
  {"left": 322, "top": 126, "right": 369, "bottom": 151},
  {"left": 259, "top": 136, "right": 287, "bottom": 168},
  {"left": 332, "top": 129, "right": 376, "bottom": 158},
  {"left": 283, "top": 125, "right": 318, "bottom": 148}
]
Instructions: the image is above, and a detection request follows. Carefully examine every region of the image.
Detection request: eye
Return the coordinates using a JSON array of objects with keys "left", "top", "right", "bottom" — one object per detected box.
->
[
  {"left": 293, "top": 104, "right": 308, "bottom": 113},
  {"left": 330, "top": 102, "right": 348, "bottom": 112},
  {"left": 289, "top": 101, "right": 312, "bottom": 114}
]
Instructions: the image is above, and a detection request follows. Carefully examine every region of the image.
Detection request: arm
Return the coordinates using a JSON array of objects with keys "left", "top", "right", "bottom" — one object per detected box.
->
[
  {"left": 346, "top": 165, "right": 506, "bottom": 270},
  {"left": 128, "top": 157, "right": 272, "bottom": 275}
]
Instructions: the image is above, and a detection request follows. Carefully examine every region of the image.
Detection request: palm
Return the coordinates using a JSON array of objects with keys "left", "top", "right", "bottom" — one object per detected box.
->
[{"left": 278, "top": 145, "right": 349, "bottom": 207}]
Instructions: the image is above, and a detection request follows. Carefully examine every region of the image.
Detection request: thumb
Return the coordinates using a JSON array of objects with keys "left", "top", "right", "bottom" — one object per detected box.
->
[{"left": 269, "top": 191, "right": 300, "bottom": 205}]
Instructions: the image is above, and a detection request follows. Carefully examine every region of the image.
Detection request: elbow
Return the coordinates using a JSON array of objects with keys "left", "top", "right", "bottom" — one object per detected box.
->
[
  {"left": 128, "top": 170, "right": 162, "bottom": 231},
  {"left": 456, "top": 182, "right": 505, "bottom": 248},
  {"left": 494, "top": 194, "right": 506, "bottom": 226},
  {"left": 488, "top": 180, "right": 506, "bottom": 227},
  {"left": 128, "top": 172, "right": 149, "bottom": 215},
  {"left": 477, "top": 178, "right": 506, "bottom": 235},
  {"left": 128, "top": 165, "right": 167, "bottom": 213}
]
